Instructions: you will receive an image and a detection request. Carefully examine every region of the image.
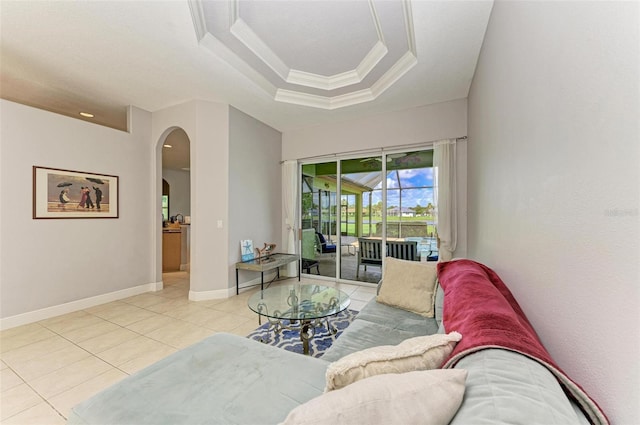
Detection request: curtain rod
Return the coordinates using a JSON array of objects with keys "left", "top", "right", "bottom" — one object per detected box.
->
[{"left": 280, "top": 135, "right": 467, "bottom": 164}]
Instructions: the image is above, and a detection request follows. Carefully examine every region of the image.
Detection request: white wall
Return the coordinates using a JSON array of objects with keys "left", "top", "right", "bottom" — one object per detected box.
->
[
  {"left": 0, "top": 100, "right": 154, "bottom": 326},
  {"left": 282, "top": 99, "right": 467, "bottom": 160},
  {"left": 162, "top": 168, "right": 190, "bottom": 218},
  {"left": 467, "top": 2, "right": 639, "bottom": 423},
  {"left": 0, "top": 98, "right": 280, "bottom": 325},
  {"left": 283, "top": 99, "right": 469, "bottom": 258},
  {"left": 151, "top": 101, "right": 230, "bottom": 298},
  {"left": 228, "top": 107, "right": 282, "bottom": 288}
]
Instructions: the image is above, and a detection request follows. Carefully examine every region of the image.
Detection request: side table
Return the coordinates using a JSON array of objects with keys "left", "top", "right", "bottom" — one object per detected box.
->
[{"left": 235, "top": 253, "right": 300, "bottom": 295}]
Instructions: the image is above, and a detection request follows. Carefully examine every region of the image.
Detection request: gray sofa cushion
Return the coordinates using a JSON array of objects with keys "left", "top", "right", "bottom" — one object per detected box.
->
[
  {"left": 323, "top": 296, "right": 438, "bottom": 362},
  {"left": 67, "top": 333, "right": 329, "bottom": 425},
  {"left": 322, "top": 318, "right": 434, "bottom": 362},
  {"left": 355, "top": 296, "right": 438, "bottom": 335},
  {"left": 450, "top": 349, "right": 585, "bottom": 425}
]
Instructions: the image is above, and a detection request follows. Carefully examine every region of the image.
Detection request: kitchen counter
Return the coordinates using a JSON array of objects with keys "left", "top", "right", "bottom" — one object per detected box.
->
[
  {"left": 162, "top": 231, "right": 181, "bottom": 272},
  {"left": 163, "top": 228, "right": 182, "bottom": 233},
  {"left": 162, "top": 224, "right": 190, "bottom": 272}
]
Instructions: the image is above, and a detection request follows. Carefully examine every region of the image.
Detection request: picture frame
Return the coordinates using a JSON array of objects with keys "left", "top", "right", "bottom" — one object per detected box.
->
[
  {"left": 33, "top": 166, "right": 119, "bottom": 219},
  {"left": 240, "top": 239, "right": 255, "bottom": 262}
]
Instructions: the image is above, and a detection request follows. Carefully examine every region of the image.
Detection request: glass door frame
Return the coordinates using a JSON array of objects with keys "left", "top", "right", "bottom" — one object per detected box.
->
[
  {"left": 299, "top": 154, "right": 386, "bottom": 285},
  {"left": 299, "top": 147, "right": 434, "bottom": 285}
]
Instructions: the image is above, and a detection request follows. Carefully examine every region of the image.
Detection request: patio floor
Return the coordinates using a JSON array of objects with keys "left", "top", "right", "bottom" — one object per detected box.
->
[
  {"left": 301, "top": 236, "right": 438, "bottom": 284},
  {"left": 306, "top": 252, "right": 381, "bottom": 284}
]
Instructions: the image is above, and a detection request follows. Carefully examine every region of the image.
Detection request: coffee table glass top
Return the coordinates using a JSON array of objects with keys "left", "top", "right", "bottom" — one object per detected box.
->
[{"left": 247, "top": 284, "right": 350, "bottom": 321}]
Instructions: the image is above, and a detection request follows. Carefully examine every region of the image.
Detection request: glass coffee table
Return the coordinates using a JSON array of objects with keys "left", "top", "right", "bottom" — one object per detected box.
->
[{"left": 247, "top": 284, "right": 351, "bottom": 355}]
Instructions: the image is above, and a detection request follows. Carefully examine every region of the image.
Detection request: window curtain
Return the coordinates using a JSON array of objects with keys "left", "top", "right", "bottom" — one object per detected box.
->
[
  {"left": 434, "top": 139, "right": 457, "bottom": 261},
  {"left": 282, "top": 160, "right": 299, "bottom": 276}
]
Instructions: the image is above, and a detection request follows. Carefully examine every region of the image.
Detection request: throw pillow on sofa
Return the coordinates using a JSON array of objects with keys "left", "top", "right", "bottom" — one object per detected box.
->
[
  {"left": 377, "top": 257, "right": 438, "bottom": 317},
  {"left": 281, "top": 369, "right": 468, "bottom": 425},
  {"left": 325, "top": 332, "right": 462, "bottom": 391}
]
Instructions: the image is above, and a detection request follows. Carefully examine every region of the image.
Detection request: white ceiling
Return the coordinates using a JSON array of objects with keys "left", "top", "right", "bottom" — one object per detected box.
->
[{"left": 0, "top": 0, "right": 493, "bottom": 135}]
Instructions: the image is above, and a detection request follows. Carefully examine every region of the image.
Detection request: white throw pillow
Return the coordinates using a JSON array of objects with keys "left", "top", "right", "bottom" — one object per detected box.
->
[
  {"left": 325, "top": 332, "right": 462, "bottom": 391},
  {"left": 377, "top": 257, "right": 438, "bottom": 317},
  {"left": 280, "top": 369, "right": 468, "bottom": 425}
]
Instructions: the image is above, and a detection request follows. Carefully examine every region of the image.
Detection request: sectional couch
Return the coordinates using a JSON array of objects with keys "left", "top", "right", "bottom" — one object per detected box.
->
[{"left": 67, "top": 259, "right": 607, "bottom": 425}]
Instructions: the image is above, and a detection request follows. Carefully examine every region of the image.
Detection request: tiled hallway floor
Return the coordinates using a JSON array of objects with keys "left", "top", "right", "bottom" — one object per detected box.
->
[{"left": 0, "top": 272, "right": 374, "bottom": 424}]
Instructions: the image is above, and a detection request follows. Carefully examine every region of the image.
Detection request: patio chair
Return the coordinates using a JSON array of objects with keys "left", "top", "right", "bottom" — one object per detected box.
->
[
  {"left": 387, "top": 240, "right": 419, "bottom": 261},
  {"left": 315, "top": 232, "right": 336, "bottom": 254},
  {"left": 356, "top": 238, "right": 419, "bottom": 278},
  {"left": 356, "top": 238, "right": 383, "bottom": 278}
]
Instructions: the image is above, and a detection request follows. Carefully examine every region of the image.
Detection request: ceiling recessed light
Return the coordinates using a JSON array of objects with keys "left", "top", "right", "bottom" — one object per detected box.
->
[
  {"left": 79, "top": 112, "right": 94, "bottom": 118},
  {"left": 163, "top": 144, "right": 172, "bottom": 148}
]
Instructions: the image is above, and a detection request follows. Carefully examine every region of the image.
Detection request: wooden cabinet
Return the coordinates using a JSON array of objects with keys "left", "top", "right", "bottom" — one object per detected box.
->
[{"left": 162, "top": 230, "right": 181, "bottom": 272}]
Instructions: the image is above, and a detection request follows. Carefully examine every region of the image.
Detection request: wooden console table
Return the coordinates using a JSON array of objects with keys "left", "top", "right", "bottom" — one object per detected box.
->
[{"left": 235, "top": 253, "right": 300, "bottom": 295}]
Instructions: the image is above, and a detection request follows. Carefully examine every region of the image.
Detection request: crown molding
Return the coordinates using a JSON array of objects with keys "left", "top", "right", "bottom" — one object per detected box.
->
[
  {"left": 356, "top": 40, "right": 389, "bottom": 82},
  {"left": 275, "top": 88, "right": 376, "bottom": 110},
  {"left": 199, "top": 33, "right": 278, "bottom": 98},
  {"left": 229, "top": 0, "right": 388, "bottom": 91},
  {"left": 286, "top": 41, "right": 388, "bottom": 90},
  {"left": 188, "top": 0, "right": 208, "bottom": 42},
  {"left": 371, "top": 50, "right": 418, "bottom": 97},
  {"left": 274, "top": 50, "right": 416, "bottom": 109},
  {"left": 402, "top": 0, "right": 417, "bottom": 54},
  {"left": 191, "top": 0, "right": 418, "bottom": 109},
  {"left": 230, "top": 17, "right": 290, "bottom": 81}
]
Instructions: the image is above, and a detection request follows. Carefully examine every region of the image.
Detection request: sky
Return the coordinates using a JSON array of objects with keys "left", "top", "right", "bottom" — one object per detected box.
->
[{"left": 370, "top": 168, "right": 434, "bottom": 209}]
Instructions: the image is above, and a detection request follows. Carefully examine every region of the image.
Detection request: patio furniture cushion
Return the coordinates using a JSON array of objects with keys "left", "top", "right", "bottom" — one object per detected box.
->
[{"left": 315, "top": 232, "right": 336, "bottom": 253}]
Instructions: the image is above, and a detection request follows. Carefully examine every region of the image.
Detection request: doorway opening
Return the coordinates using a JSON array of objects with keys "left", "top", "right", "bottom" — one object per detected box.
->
[{"left": 159, "top": 127, "right": 191, "bottom": 292}]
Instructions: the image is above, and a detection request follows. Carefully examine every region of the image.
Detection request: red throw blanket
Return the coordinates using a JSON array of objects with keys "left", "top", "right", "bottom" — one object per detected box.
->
[{"left": 437, "top": 259, "right": 608, "bottom": 425}]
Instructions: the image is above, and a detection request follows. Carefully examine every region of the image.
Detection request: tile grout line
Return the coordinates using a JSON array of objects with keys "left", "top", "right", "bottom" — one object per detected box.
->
[
  {"left": 2, "top": 274, "right": 373, "bottom": 423},
  {"left": 2, "top": 281, "right": 189, "bottom": 421}
]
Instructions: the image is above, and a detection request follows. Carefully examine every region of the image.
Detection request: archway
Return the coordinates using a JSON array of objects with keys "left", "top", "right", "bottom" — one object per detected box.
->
[{"left": 155, "top": 126, "right": 191, "bottom": 291}]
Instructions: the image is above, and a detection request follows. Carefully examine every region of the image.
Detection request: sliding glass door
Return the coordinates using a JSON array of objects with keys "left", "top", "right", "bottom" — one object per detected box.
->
[
  {"left": 300, "top": 149, "right": 437, "bottom": 283},
  {"left": 339, "top": 156, "right": 382, "bottom": 282},
  {"left": 384, "top": 150, "right": 437, "bottom": 262},
  {"left": 301, "top": 162, "right": 338, "bottom": 279}
]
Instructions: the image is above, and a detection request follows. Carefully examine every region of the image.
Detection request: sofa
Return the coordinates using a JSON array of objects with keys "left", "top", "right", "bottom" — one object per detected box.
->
[{"left": 67, "top": 259, "right": 607, "bottom": 425}]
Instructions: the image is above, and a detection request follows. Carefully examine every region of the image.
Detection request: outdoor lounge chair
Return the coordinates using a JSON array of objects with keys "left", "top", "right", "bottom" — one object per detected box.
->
[{"left": 315, "top": 232, "right": 336, "bottom": 254}]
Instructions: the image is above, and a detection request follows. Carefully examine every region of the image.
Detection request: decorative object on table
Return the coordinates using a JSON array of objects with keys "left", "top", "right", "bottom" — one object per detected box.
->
[
  {"left": 246, "top": 309, "right": 357, "bottom": 358},
  {"left": 255, "top": 242, "right": 276, "bottom": 262},
  {"left": 240, "top": 239, "right": 254, "bottom": 262},
  {"left": 32, "top": 166, "right": 118, "bottom": 219}
]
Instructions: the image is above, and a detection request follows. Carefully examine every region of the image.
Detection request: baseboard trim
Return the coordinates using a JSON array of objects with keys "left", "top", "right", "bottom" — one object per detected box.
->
[
  {"left": 0, "top": 281, "right": 163, "bottom": 331},
  {"left": 189, "top": 271, "right": 281, "bottom": 301},
  {"left": 188, "top": 287, "right": 232, "bottom": 301}
]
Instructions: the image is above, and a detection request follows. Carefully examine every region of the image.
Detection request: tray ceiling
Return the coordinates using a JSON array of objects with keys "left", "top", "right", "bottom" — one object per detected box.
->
[
  {"left": 191, "top": 0, "right": 418, "bottom": 109},
  {"left": 0, "top": 0, "right": 493, "bottom": 132}
]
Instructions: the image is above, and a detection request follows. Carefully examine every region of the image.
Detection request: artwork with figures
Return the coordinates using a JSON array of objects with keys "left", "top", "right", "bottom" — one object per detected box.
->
[
  {"left": 33, "top": 166, "right": 119, "bottom": 219},
  {"left": 240, "top": 239, "right": 255, "bottom": 262}
]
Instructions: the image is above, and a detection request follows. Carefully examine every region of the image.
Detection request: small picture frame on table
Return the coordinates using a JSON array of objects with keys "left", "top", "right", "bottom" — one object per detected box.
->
[{"left": 240, "top": 239, "right": 254, "bottom": 262}]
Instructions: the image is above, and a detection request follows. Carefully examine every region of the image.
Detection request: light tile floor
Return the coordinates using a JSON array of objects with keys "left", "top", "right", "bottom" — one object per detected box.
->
[{"left": 0, "top": 272, "right": 375, "bottom": 424}]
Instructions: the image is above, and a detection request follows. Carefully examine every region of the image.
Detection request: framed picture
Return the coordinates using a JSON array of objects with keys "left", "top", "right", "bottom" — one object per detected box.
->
[
  {"left": 240, "top": 239, "right": 254, "bottom": 262},
  {"left": 33, "top": 166, "right": 119, "bottom": 219}
]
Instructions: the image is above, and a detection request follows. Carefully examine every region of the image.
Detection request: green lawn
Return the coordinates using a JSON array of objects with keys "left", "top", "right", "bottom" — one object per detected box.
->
[{"left": 340, "top": 215, "right": 436, "bottom": 237}]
